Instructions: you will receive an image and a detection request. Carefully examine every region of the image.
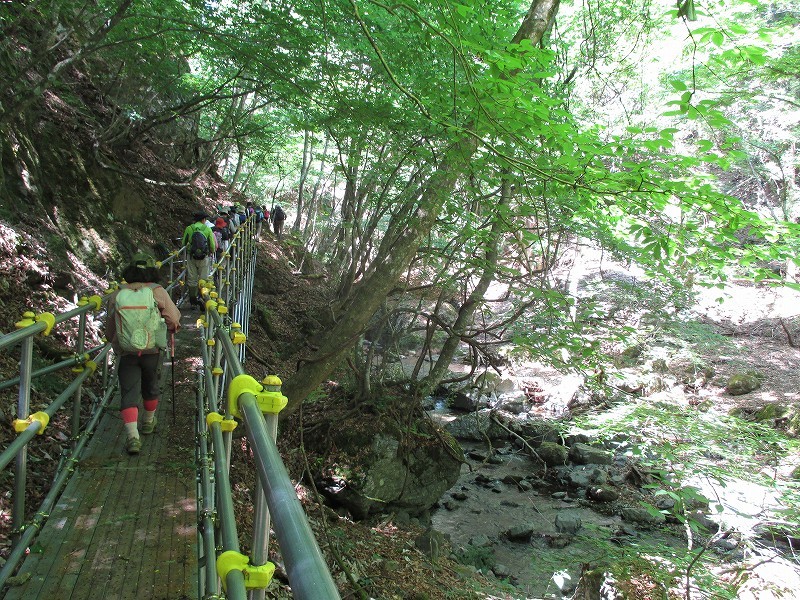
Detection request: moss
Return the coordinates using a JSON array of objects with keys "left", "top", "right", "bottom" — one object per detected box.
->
[{"left": 726, "top": 371, "right": 763, "bottom": 396}]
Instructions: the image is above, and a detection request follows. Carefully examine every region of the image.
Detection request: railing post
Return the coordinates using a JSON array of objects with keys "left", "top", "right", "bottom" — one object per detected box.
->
[
  {"left": 248, "top": 375, "right": 282, "bottom": 600},
  {"left": 12, "top": 334, "right": 34, "bottom": 546},
  {"left": 71, "top": 299, "right": 88, "bottom": 445}
]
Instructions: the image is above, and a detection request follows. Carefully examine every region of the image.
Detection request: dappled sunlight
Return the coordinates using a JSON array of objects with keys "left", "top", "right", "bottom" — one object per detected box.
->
[{"left": 688, "top": 473, "right": 783, "bottom": 537}]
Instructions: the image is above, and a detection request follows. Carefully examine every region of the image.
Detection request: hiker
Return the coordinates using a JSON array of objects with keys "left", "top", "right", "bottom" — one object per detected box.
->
[
  {"left": 106, "top": 253, "right": 181, "bottom": 455},
  {"left": 227, "top": 206, "right": 240, "bottom": 232},
  {"left": 236, "top": 203, "right": 248, "bottom": 226},
  {"left": 212, "top": 216, "right": 228, "bottom": 258},
  {"left": 181, "top": 211, "right": 216, "bottom": 308},
  {"left": 254, "top": 205, "right": 266, "bottom": 238},
  {"left": 271, "top": 205, "right": 286, "bottom": 240}
]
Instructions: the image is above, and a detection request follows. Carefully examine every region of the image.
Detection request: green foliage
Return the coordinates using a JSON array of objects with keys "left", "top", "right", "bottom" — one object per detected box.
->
[{"left": 454, "top": 544, "right": 495, "bottom": 572}]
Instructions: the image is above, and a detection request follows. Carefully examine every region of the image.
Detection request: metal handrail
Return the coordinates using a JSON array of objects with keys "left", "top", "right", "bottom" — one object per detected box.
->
[
  {"left": 0, "top": 345, "right": 106, "bottom": 391},
  {"left": 193, "top": 216, "right": 340, "bottom": 599},
  {"left": 0, "top": 217, "right": 339, "bottom": 598},
  {"left": 0, "top": 355, "right": 117, "bottom": 589},
  {"left": 0, "top": 345, "right": 110, "bottom": 472}
]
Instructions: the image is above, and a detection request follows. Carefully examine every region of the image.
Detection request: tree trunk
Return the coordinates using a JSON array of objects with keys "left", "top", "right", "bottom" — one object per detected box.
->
[
  {"left": 282, "top": 0, "right": 562, "bottom": 414},
  {"left": 293, "top": 129, "right": 313, "bottom": 231},
  {"left": 419, "top": 175, "right": 510, "bottom": 394}
]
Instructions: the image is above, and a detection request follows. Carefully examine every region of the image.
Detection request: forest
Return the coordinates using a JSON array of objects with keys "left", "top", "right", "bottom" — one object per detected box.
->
[{"left": 0, "top": 0, "right": 799, "bottom": 598}]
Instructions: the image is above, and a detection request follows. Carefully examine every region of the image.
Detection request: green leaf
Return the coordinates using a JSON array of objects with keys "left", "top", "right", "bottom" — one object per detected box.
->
[
  {"left": 711, "top": 31, "right": 725, "bottom": 47},
  {"left": 671, "top": 80, "right": 688, "bottom": 91},
  {"left": 696, "top": 139, "right": 714, "bottom": 152}
]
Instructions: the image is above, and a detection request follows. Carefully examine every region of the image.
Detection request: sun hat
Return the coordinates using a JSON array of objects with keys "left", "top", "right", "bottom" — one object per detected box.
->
[
  {"left": 130, "top": 252, "right": 156, "bottom": 269},
  {"left": 215, "top": 217, "right": 226, "bottom": 228}
]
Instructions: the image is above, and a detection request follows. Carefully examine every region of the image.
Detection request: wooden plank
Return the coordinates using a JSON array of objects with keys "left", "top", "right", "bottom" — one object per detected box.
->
[
  {"left": 4, "top": 411, "right": 125, "bottom": 599},
  {"left": 67, "top": 428, "right": 147, "bottom": 599},
  {"left": 152, "top": 413, "right": 198, "bottom": 599},
  {"left": 5, "top": 326, "right": 200, "bottom": 600}
]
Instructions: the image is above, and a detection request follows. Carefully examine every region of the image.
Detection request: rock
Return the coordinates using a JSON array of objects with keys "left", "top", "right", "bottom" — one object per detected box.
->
[
  {"left": 445, "top": 409, "right": 508, "bottom": 442},
  {"left": 712, "top": 536, "right": 739, "bottom": 551},
  {"left": 414, "top": 529, "right": 449, "bottom": 561},
  {"left": 502, "top": 474, "right": 525, "bottom": 487},
  {"left": 456, "top": 543, "right": 495, "bottom": 573},
  {"left": 487, "top": 453, "right": 504, "bottom": 465},
  {"left": 554, "top": 512, "right": 582, "bottom": 534},
  {"left": 469, "top": 534, "right": 492, "bottom": 547},
  {"left": 517, "top": 479, "right": 534, "bottom": 492},
  {"left": 513, "top": 417, "right": 561, "bottom": 447},
  {"left": 492, "top": 563, "right": 512, "bottom": 579},
  {"left": 750, "top": 403, "right": 800, "bottom": 436},
  {"left": 547, "top": 535, "right": 572, "bottom": 548},
  {"left": 654, "top": 495, "right": 676, "bottom": 511},
  {"left": 467, "top": 450, "right": 488, "bottom": 461},
  {"left": 536, "top": 441, "right": 569, "bottom": 466},
  {"left": 564, "top": 433, "right": 591, "bottom": 446},
  {"left": 497, "top": 393, "right": 528, "bottom": 415},
  {"left": 726, "top": 370, "right": 763, "bottom": 395},
  {"left": 556, "top": 465, "right": 608, "bottom": 488},
  {"left": 393, "top": 510, "right": 412, "bottom": 525},
  {"left": 587, "top": 486, "right": 619, "bottom": 502},
  {"left": 449, "top": 390, "right": 485, "bottom": 412},
  {"left": 316, "top": 428, "right": 462, "bottom": 519},
  {"left": 451, "top": 491, "right": 468, "bottom": 501},
  {"left": 620, "top": 506, "right": 666, "bottom": 526},
  {"left": 569, "top": 443, "right": 613, "bottom": 465},
  {"left": 505, "top": 525, "right": 534, "bottom": 542}
]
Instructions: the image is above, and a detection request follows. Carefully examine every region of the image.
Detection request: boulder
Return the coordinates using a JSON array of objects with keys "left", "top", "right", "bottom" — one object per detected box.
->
[
  {"left": 536, "top": 442, "right": 569, "bottom": 467},
  {"left": 726, "top": 371, "right": 763, "bottom": 396},
  {"left": 569, "top": 443, "right": 613, "bottom": 465},
  {"left": 317, "top": 428, "right": 462, "bottom": 519},
  {"left": 513, "top": 417, "right": 561, "bottom": 447},
  {"left": 445, "top": 409, "right": 508, "bottom": 441}
]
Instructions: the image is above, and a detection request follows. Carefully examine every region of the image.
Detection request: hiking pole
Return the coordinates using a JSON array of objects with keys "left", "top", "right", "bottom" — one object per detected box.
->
[{"left": 171, "top": 332, "right": 176, "bottom": 424}]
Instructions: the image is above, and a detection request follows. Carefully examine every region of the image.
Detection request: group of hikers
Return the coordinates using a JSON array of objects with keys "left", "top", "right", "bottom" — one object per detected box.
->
[
  {"left": 106, "top": 198, "right": 287, "bottom": 454},
  {"left": 181, "top": 202, "right": 287, "bottom": 308}
]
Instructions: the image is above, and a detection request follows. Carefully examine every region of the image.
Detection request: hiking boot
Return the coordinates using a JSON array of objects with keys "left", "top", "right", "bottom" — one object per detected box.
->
[
  {"left": 141, "top": 418, "right": 157, "bottom": 435},
  {"left": 126, "top": 437, "right": 142, "bottom": 455}
]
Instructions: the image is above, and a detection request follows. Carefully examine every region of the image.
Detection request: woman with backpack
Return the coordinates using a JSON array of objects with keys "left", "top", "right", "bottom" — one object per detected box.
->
[{"left": 106, "top": 253, "right": 181, "bottom": 455}]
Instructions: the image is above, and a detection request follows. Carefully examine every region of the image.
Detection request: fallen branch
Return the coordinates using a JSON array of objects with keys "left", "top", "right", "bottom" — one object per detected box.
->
[{"left": 489, "top": 412, "right": 547, "bottom": 471}]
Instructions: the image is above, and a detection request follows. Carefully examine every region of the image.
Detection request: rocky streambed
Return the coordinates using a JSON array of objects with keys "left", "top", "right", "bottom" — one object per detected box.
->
[
  {"left": 425, "top": 402, "right": 800, "bottom": 599},
  {"left": 429, "top": 433, "right": 685, "bottom": 598}
]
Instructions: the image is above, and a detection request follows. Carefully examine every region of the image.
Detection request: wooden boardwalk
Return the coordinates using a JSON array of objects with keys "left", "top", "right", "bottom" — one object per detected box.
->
[{"left": 5, "top": 313, "right": 200, "bottom": 600}]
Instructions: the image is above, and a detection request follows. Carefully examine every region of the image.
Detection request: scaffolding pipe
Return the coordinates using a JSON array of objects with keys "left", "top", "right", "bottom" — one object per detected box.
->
[
  {"left": 0, "top": 347, "right": 102, "bottom": 391},
  {"left": 210, "top": 310, "right": 339, "bottom": 600},
  {"left": 196, "top": 373, "right": 220, "bottom": 598},
  {"left": 0, "top": 346, "right": 109, "bottom": 473},
  {"left": 12, "top": 336, "right": 34, "bottom": 542},
  {"left": 239, "top": 397, "right": 340, "bottom": 600},
  {"left": 0, "top": 349, "right": 116, "bottom": 590}
]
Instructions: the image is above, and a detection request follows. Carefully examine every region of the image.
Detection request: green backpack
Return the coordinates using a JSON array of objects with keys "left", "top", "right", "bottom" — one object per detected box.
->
[{"left": 115, "top": 286, "right": 167, "bottom": 353}]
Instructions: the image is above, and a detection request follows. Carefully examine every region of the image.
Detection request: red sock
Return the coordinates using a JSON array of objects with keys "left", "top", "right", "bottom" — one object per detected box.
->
[
  {"left": 143, "top": 399, "right": 159, "bottom": 412},
  {"left": 121, "top": 407, "right": 138, "bottom": 423}
]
